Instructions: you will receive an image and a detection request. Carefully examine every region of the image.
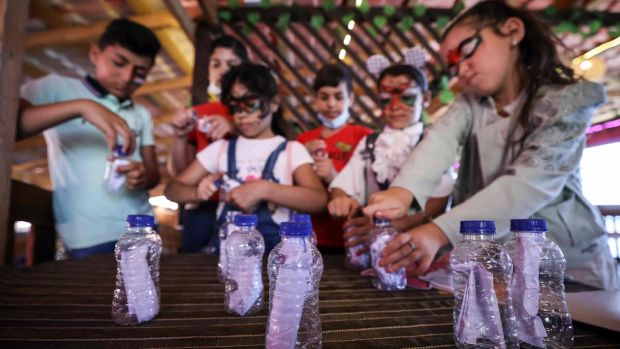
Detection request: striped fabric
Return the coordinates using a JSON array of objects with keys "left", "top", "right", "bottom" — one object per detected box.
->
[{"left": 0, "top": 254, "right": 617, "bottom": 348}]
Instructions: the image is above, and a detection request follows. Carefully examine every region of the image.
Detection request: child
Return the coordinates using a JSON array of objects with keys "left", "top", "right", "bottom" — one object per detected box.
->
[
  {"left": 328, "top": 49, "right": 454, "bottom": 253},
  {"left": 365, "top": 1, "right": 618, "bottom": 290},
  {"left": 168, "top": 35, "right": 248, "bottom": 253},
  {"left": 19, "top": 18, "right": 161, "bottom": 259},
  {"left": 165, "top": 63, "right": 327, "bottom": 253},
  {"left": 297, "top": 64, "right": 372, "bottom": 252}
]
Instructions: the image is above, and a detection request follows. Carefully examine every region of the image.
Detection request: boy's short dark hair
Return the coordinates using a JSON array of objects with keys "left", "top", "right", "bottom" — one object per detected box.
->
[
  {"left": 379, "top": 64, "right": 428, "bottom": 92},
  {"left": 98, "top": 18, "right": 161, "bottom": 62},
  {"left": 313, "top": 64, "right": 353, "bottom": 94},
  {"left": 211, "top": 35, "right": 248, "bottom": 62}
]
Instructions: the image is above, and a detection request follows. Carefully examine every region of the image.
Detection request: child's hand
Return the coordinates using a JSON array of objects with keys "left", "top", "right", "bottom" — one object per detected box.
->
[
  {"left": 226, "top": 180, "right": 270, "bottom": 212},
  {"left": 195, "top": 173, "right": 223, "bottom": 201},
  {"left": 363, "top": 187, "right": 413, "bottom": 220},
  {"left": 378, "top": 223, "right": 450, "bottom": 275},
  {"left": 116, "top": 161, "right": 147, "bottom": 190},
  {"left": 170, "top": 108, "right": 194, "bottom": 138},
  {"left": 205, "top": 115, "right": 234, "bottom": 140},
  {"left": 314, "top": 157, "right": 337, "bottom": 183},
  {"left": 305, "top": 139, "right": 328, "bottom": 161},
  {"left": 80, "top": 100, "right": 136, "bottom": 154},
  {"left": 343, "top": 216, "right": 372, "bottom": 252},
  {"left": 328, "top": 196, "right": 360, "bottom": 218}
]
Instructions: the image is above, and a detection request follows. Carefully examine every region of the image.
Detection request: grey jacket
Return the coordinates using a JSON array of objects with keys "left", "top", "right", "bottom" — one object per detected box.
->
[{"left": 391, "top": 80, "right": 609, "bottom": 269}]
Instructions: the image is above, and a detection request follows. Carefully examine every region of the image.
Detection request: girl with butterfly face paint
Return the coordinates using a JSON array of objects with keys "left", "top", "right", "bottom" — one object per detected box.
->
[
  {"left": 364, "top": 1, "right": 617, "bottom": 291},
  {"left": 328, "top": 56, "right": 454, "bottom": 260}
]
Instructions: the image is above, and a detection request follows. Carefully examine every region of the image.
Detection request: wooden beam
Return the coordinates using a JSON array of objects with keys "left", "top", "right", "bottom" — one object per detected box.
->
[
  {"left": 164, "top": 0, "right": 195, "bottom": 43},
  {"left": 197, "top": 0, "right": 219, "bottom": 27},
  {"left": 134, "top": 76, "right": 191, "bottom": 96},
  {"left": 191, "top": 21, "right": 211, "bottom": 105},
  {"left": 26, "top": 10, "right": 179, "bottom": 49},
  {"left": 0, "top": 0, "right": 29, "bottom": 265}
]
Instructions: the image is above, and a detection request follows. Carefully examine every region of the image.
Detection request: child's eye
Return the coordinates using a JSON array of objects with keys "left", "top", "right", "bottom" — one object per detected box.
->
[
  {"left": 379, "top": 98, "right": 391, "bottom": 108},
  {"left": 113, "top": 61, "right": 125, "bottom": 67},
  {"left": 460, "top": 36, "right": 481, "bottom": 59},
  {"left": 401, "top": 95, "right": 417, "bottom": 106}
]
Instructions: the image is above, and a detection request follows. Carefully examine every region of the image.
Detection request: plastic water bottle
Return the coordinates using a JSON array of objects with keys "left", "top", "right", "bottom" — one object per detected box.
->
[
  {"left": 217, "top": 210, "right": 241, "bottom": 283},
  {"left": 344, "top": 226, "right": 369, "bottom": 270},
  {"left": 450, "top": 220, "right": 517, "bottom": 348},
  {"left": 289, "top": 213, "right": 317, "bottom": 245},
  {"left": 112, "top": 215, "right": 162, "bottom": 325},
  {"left": 225, "top": 214, "right": 264, "bottom": 316},
  {"left": 504, "top": 219, "right": 574, "bottom": 349},
  {"left": 103, "top": 145, "right": 130, "bottom": 192},
  {"left": 369, "top": 218, "right": 406, "bottom": 291},
  {"left": 266, "top": 222, "right": 323, "bottom": 348}
]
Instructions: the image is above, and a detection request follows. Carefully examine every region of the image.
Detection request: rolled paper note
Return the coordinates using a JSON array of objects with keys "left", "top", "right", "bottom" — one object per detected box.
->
[
  {"left": 120, "top": 245, "right": 159, "bottom": 323},
  {"left": 228, "top": 254, "right": 262, "bottom": 316},
  {"left": 107, "top": 157, "right": 130, "bottom": 191},
  {"left": 512, "top": 237, "right": 547, "bottom": 347},
  {"left": 370, "top": 233, "right": 406, "bottom": 287},
  {"left": 454, "top": 262, "right": 506, "bottom": 349}
]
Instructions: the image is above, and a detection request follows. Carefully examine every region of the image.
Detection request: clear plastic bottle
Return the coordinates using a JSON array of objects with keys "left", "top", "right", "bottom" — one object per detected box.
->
[
  {"left": 369, "top": 217, "right": 406, "bottom": 291},
  {"left": 225, "top": 214, "right": 264, "bottom": 316},
  {"left": 344, "top": 225, "right": 370, "bottom": 270},
  {"left": 504, "top": 219, "right": 574, "bottom": 349},
  {"left": 103, "top": 145, "right": 130, "bottom": 192},
  {"left": 266, "top": 222, "right": 323, "bottom": 348},
  {"left": 450, "top": 220, "right": 516, "bottom": 349},
  {"left": 217, "top": 210, "right": 241, "bottom": 283},
  {"left": 112, "top": 215, "right": 162, "bottom": 325},
  {"left": 289, "top": 213, "right": 317, "bottom": 245}
]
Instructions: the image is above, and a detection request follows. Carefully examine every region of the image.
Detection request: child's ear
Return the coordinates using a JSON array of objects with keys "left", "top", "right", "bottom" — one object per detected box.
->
[
  {"left": 423, "top": 91, "right": 431, "bottom": 108},
  {"left": 88, "top": 43, "right": 101, "bottom": 65},
  {"left": 270, "top": 96, "right": 280, "bottom": 114},
  {"left": 348, "top": 92, "right": 355, "bottom": 105},
  {"left": 501, "top": 17, "right": 525, "bottom": 47}
]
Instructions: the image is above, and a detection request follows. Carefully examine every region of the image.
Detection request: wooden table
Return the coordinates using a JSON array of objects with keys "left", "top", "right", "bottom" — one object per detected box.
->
[{"left": 0, "top": 254, "right": 617, "bottom": 348}]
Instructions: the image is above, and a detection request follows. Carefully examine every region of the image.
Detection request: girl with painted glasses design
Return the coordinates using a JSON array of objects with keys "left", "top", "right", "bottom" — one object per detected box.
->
[
  {"left": 364, "top": 0, "right": 618, "bottom": 290},
  {"left": 328, "top": 48, "right": 454, "bottom": 259},
  {"left": 165, "top": 63, "right": 327, "bottom": 253}
]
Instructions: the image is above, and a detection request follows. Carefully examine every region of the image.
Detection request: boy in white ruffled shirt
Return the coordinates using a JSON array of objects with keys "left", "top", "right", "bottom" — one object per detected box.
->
[{"left": 328, "top": 49, "right": 454, "bottom": 250}]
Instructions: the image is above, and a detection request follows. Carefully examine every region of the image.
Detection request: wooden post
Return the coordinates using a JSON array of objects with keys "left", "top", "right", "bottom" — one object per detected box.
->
[{"left": 0, "top": 0, "right": 29, "bottom": 265}]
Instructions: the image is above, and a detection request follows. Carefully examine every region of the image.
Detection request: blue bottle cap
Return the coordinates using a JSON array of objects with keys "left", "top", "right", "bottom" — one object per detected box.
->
[
  {"left": 127, "top": 215, "right": 155, "bottom": 228},
  {"left": 290, "top": 213, "right": 311, "bottom": 224},
  {"left": 373, "top": 217, "right": 391, "bottom": 226},
  {"left": 280, "top": 221, "right": 312, "bottom": 237},
  {"left": 460, "top": 220, "right": 496, "bottom": 234},
  {"left": 114, "top": 144, "right": 129, "bottom": 157},
  {"left": 233, "top": 214, "right": 258, "bottom": 227},
  {"left": 510, "top": 219, "right": 547, "bottom": 232}
]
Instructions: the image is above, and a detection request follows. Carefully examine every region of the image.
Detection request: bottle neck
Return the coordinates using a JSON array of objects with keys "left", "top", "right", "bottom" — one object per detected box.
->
[
  {"left": 462, "top": 233, "right": 495, "bottom": 241},
  {"left": 235, "top": 225, "right": 256, "bottom": 232},
  {"left": 514, "top": 232, "right": 546, "bottom": 238},
  {"left": 127, "top": 226, "right": 155, "bottom": 234}
]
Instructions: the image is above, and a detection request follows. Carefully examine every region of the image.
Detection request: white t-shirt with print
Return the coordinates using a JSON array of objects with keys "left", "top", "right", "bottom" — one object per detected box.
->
[{"left": 196, "top": 135, "right": 314, "bottom": 224}]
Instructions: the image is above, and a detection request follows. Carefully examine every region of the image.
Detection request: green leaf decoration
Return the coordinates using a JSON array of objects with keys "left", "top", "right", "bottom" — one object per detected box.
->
[
  {"left": 359, "top": 0, "right": 370, "bottom": 14},
  {"left": 384, "top": 5, "right": 396, "bottom": 17},
  {"left": 553, "top": 21, "right": 577, "bottom": 34},
  {"left": 453, "top": 1, "right": 465, "bottom": 14},
  {"left": 276, "top": 13, "right": 290, "bottom": 31},
  {"left": 397, "top": 15, "right": 414, "bottom": 32},
  {"left": 439, "top": 75, "right": 450, "bottom": 90},
  {"left": 421, "top": 110, "right": 430, "bottom": 126},
  {"left": 241, "top": 26, "right": 251, "bottom": 37},
  {"left": 587, "top": 19, "right": 602, "bottom": 35},
  {"left": 323, "top": 0, "right": 336, "bottom": 12},
  {"left": 610, "top": 24, "right": 620, "bottom": 38},
  {"left": 544, "top": 6, "right": 558, "bottom": 17},
  {"left": 373, "top": 15, "right": 387, "bottom": 29},
  {"left": 259, "top": 0, "right": 271, "bottom": 8},
  {"left": 439, "top": 89, "right": 455, "bottom": 104},
  {"left": 310, "top": 15, "right": 325, "bottom": 31},
  {"left": 367, "top": 26, "right": 377, "bottom": 38},
  {"left": 247, "top": 12, "right": 261, "bottom": 25},
  {"left": 569, "top": 10, "right": 580, "bottom": 21},
  {"left": 435, "top": 16, "right": 450, "bottom": 31},
  {"left": 413, "top": 4, "right": 427, "bottom": 17},
  {"left": 218, "top": 10, "right": 231, "bottom": 22},
  {"left": 342, "top": 14, "right": 355, "bottom": 27},
  {"left": 227, "top": 0, "right": 239, "bottom": 9}
]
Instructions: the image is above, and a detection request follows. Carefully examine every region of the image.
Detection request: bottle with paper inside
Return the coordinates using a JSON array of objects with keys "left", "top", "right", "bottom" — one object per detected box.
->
[{"left": 112, "top": 215, "right": 162, "bottom": 325}]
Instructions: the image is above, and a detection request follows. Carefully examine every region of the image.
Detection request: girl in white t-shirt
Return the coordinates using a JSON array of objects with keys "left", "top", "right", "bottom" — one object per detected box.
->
[{"left": 165, "top": 63, "right": 327, "bottom": 253}]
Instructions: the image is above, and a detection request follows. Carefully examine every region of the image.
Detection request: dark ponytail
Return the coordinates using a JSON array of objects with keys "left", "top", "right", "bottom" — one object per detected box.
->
[{"left": 442, "top": 0, "right": 575, "bottom": 141}]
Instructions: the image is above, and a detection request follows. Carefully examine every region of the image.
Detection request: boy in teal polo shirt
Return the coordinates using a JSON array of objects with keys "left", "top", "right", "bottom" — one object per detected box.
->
[{"left": 19, "top": 19, "right": 161, "bottom": 258}]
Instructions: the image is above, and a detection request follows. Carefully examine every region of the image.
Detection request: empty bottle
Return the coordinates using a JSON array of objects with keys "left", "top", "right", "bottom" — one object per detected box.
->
[
  {"left": 450, "top": 220, "right": 516, "bottom": 348},
  {"left": 289, "top": 213, "right": 317, "bottom": 245},
  {"left": 504, "top": 219, "right": 574, "bottom": 349},
  {"left": 112, "top": 215, "right": 162, "bottom": 325},
  {"left": 225, "top": 214, "right": 264, "bottom": 316},
  {"left": 266, "top": 222, "right": 323, "bottom": 349},
  {"left": 104, "top": 145, "right": 130, "bottom": 192},
  {"left": 217, "top": 210, "right": 241, "bottom": 283},
  {"left": 369, "top": 217, "right": 406, "bottom": 291}
]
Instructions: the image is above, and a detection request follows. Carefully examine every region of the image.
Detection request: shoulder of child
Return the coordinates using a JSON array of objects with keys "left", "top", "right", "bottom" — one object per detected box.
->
[
  {"left": 543, "top": 80, "right": 606, "bottom": 110},
  {"left": 297, "top": 127, "right": 322, "bottom": 143}
]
